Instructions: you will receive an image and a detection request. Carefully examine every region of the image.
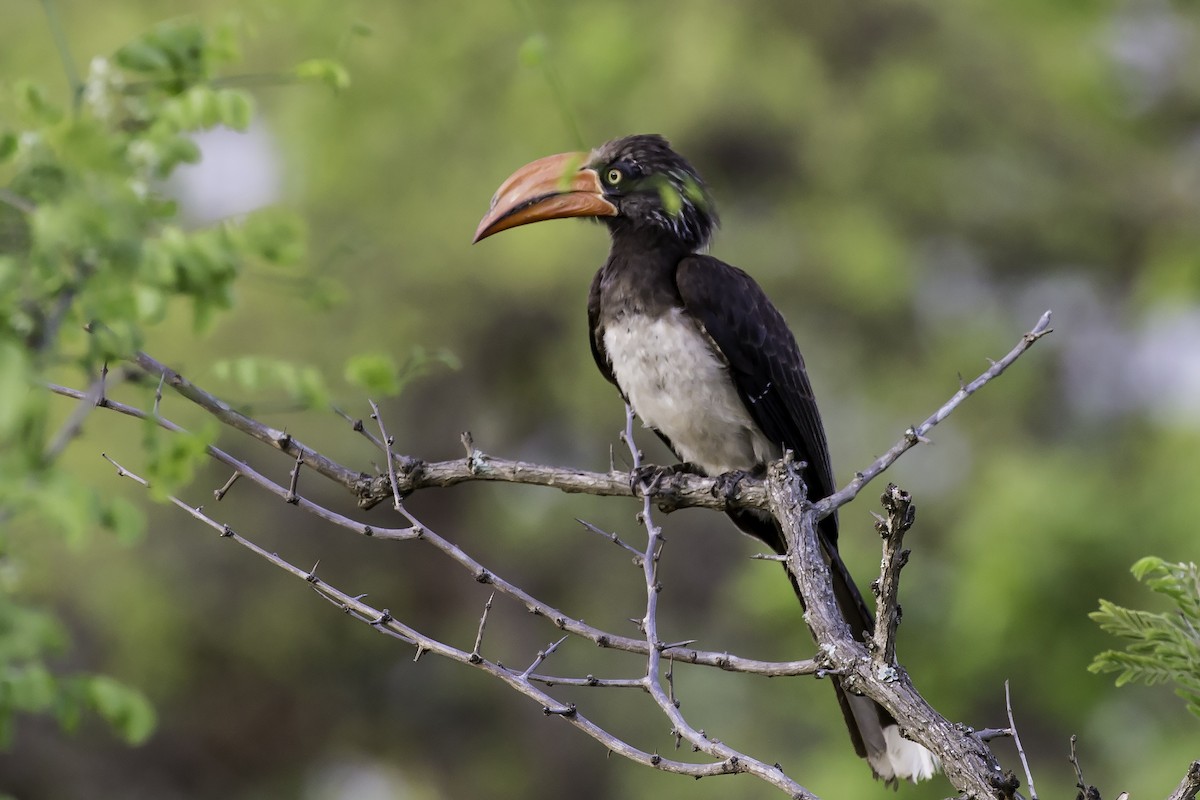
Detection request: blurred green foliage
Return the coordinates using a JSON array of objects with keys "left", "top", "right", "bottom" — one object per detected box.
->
[
  {"left": 1092, "top": 558, "right": 1200, "bottom": 717},
  {"left": 0, "top": 8, "right": 341, "bottom": 766},
  {"left": 0, "top": 1, "right": 1197, "bottom": 799}
]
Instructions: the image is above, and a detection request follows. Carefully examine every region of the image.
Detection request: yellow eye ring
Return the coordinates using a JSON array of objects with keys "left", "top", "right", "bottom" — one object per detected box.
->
[{"left": 606, "top": 168, "right": 623, "bottom": 184}]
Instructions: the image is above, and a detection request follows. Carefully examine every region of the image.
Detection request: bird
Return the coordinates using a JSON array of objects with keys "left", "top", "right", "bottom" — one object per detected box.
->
[{"left": 473, "top": 133, "right": 938, "bottom": 783}]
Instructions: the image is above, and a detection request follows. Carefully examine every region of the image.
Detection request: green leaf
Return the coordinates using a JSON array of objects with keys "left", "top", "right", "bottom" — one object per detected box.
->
[
  {"left": 345, "top": 353, "right": 400, "bottom": 397},
  {"left": 114, "top": 40, "right": 171, "bottom": 74},
  {"left": 15, "top": 80, "right": 61, "bottom": 123},
  {"left": 98, "top": 495, "right": 145, "bottom": 543},
  {"left": 215, "top": 89, "right": 254, "bottom": 131},
  {"left": 85, "top": 676, "right": 156, "bottom": 745},
  {"left": 0, "top": 132, "right": 17, "bottom": 164},
  {"left": 211, "top": 357, "right": 329, "bottom": 409},
  {"left": 237, "top": 209, "right": 306, "bottom": 266},
  {"left": 1131, "top": 556, "right": 1165, "bottom": 581},
  {"left": 142, "top": 421, "right": 218, "bottom": 501},
  {"left": 294, "top": 58, "right": 350, "bottom": 91},
  {"left": 1092, "top": 558, "right": 1200, "bottom": 719},
  {"left": 3, "top": 664, "right": 56, "bottom": 712},
  {"left": 518, "top": 34, "right": 548, "bottom": 68}
]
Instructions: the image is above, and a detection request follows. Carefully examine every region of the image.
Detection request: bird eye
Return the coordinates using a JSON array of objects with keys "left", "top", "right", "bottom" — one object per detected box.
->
[{"left": 606, "top": 168, "right": 623, "bottom": 185}]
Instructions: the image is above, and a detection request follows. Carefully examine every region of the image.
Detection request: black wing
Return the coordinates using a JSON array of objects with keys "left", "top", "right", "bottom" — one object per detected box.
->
[
  {"left": 675, "top": 254, "right": 838, "bottom": 541},
  {"left": 586, "top": 268, "right": 618, "bottom": 389}
]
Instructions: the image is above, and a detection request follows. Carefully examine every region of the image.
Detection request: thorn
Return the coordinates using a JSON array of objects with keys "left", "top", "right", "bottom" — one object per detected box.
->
[{"left": 214, "top": 471, "right": 240, "bottom": 501}]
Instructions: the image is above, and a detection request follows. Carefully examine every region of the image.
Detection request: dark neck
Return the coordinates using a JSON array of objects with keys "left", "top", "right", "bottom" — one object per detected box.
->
[
  {"left": 605, "top": 222, "right": 693, "bottom": 267},
  {"left": 598, "top": 228, "right": 692, "bottom": 320}
]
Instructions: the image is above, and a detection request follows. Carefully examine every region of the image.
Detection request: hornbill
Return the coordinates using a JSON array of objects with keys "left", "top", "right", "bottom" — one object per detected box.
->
[{"left": 473, "top": 134, "right": 938, "bottom": 783}]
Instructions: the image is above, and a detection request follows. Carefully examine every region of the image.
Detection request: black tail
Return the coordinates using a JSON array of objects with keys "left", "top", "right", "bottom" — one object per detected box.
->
[{"left": 726, "top": 507, "right": 909, "bottom": 782}]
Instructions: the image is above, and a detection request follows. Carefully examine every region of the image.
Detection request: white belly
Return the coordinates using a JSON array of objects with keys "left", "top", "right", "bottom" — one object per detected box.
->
[{"left": 603, "top": 308, "right": 777, "bottom": 475}]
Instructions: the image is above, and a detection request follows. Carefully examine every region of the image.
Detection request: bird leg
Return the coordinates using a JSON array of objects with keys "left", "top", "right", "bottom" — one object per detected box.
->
[{"left": 630, "top": 462, "right": 703, "bottom": 497}]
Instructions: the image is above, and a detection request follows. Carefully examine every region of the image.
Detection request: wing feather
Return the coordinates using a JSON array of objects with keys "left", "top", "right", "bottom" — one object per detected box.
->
[{"left": 675, "top": 255, "right": 838, "bottom": 541}]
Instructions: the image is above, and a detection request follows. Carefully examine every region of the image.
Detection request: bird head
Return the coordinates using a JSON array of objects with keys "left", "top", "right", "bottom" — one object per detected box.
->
[{"left": 473, "top": 134, "right": 717, "bottom": 252}]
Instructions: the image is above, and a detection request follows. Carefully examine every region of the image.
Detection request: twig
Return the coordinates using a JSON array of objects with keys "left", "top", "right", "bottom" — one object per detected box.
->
[
  {"left": 521, "top": 635, "right": 568, "bottom": 680},
  {"left": 576, "top": 517, "right": 644, "bottom": 562},
  {"left": 214, "top": 472, "right": 240, "bottom": 501},
  {"left": 153, "top": 372, "right": 165, "bottom": 417},
  {"left": 522, "top": 672, "right": 644, "bottom": 689},
  {"left": 285, "top": 452, "right": 303, "bottom": 504},
  {"left": 1068, "top": 735, "right": 1100, "bottom": 800},
  {"left": 1005, "top": 680, "right": 1037, "bottom": 800},
  {"left": 332, "top": 404, "right": 388, "bottom": 451},
  {"left": 470, "top": 592, "right": 494, "bottom": 663},
  {"left": 43, "top": 363, "right": 122, "bottom": 462},
  {"left": 814, "top": 310, "right": 1052, "bottom": 519},
  {"left": 368, "top": 399, "right": 403, "bottom": 511},
  {"left": 870, "top": 483, "right": 914, "bottom": 666}
]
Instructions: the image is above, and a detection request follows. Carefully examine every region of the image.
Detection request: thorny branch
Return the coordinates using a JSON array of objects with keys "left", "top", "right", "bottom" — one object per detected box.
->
[
  {"left": 47, "top": 380, "right": 816, "bottom": 677},
  {"left": 97, "top": 455, "right": 751, "bottom": 783},
  {"left": 623, "top": 405, "right": 815, "bottom": 797},
  {"left": 61, "top": 311, "right": 1199, "bottom": 797}
]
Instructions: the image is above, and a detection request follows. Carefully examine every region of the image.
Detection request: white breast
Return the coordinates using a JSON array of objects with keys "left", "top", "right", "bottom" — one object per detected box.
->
[{"left": 603, "top": 308, "right": 778, "bottom": 475}]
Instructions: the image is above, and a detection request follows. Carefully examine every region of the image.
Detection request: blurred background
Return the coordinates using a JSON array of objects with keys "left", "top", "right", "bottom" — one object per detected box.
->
[{"left": 2, "top": 0, "right": 1199, "bottom": 797}]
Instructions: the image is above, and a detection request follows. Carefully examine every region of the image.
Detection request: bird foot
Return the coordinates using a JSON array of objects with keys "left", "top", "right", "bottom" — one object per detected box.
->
[
  {"left": 630, "top": 462, "right": 703, "bottom": 495},
  {"left": 712, "top": 468, "right": 761, "bottom": 504}
]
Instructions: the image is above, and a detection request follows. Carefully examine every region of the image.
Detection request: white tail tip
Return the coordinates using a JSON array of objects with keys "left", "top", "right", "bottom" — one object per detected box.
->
[{"left": 873, "top": 724, "right": 940, "bottom": 783}]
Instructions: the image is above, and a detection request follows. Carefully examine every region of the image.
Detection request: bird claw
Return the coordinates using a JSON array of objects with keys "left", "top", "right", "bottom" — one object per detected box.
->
[
  {"left": 712, "top": 469, "right": 758, "bottom": 503},
  {"left": 630, "top": 462, "right": 702, "bottom": 495}
]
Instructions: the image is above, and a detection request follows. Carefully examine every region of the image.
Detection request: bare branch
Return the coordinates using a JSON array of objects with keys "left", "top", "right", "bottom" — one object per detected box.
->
[
  {"left": 1005, "top": 680, "right": 1037, "bottom": 800},
  {"left": 100, "top": 452, "right": 791, "bottom": 786},
  {"left": 368, "top": 398, "right": 404, "bottom": 511},
  {"left": 576, "top": 517, "right": 645, "bottom": 563},
  {"left": 48, "top": 381, "right": 818, "bottom": 679},
  {"left": 814, "top": 310, "right": 1052, "bottom": 519},
  {"left": 521, "top": 635, "right": 568, "bottom": 680},
  {"left": 624, "top": 406, "right": 816, "bottom": 799},
  {"left": 1168, "top": 762, "right": 1200, "bottom": 800},
  {"left": 470, "top": 592, "right": 494, "bottom": 663},
  {"left": 767, "top": 456, "right": 1009, "bottom": 798},
  {"left": 43, "top": 362, "right": 124, "bottom": 462},
  {"left": 870, "top": 483, "right": 915, "bottom": 666}
]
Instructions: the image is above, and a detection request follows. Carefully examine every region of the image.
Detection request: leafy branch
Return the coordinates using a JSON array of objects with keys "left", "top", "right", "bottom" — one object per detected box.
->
[{"left": 1091, "top": 557, "right": 1200, "bottom": 717}]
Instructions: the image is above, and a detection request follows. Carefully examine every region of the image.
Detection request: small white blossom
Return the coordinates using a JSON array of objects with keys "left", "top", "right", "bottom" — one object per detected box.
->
[{"left": 83, "top": 56, "right": 124, "bottom": 122}]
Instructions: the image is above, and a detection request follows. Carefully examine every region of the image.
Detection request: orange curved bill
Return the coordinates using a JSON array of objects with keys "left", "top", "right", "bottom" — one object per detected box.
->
[{"left": 473, "top": 151, "right": 617, "bottom": 243}]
